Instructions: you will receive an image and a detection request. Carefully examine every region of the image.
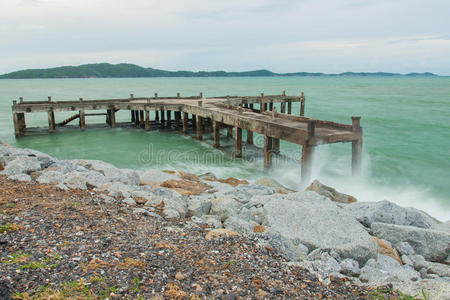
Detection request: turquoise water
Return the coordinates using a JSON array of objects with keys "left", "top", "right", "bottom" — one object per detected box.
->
[{"left": 0, "top": 77, "right": 449, "bottom": 221}]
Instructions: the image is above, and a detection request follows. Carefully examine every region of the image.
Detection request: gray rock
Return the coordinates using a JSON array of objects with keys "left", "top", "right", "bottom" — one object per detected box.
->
[
  {"left": 340, "top": 258, "right": 361, "bottom": 277},
  {"left": 123, "top": 198, "right": 137, "bottom": 206},
  {"left": 99, "top": 182, "right": 134, "bottom": 198},
  {"left": 48, "top": 160, "right": 78, "bottom": 174},
  {"left": 308, "top": 248, "right": 341, "bottom": 262},
  {"left": 84, "top": 170, "right": 110, "bottom": 188},
  {"left": 394, "top": 241, "right": 415, "bottom": 255},
  {"left": 36, "top": 170, "right": 64, "bottom": 184},
  {"left": 237, "top": 202, "right": 266, "bottom": 224},
  {"left": 262, "top": 191, "right": 377, "bottom": 264},
  {"left": 2, "top": 156, "right": 41, "bottom": 176},
  {"left": 433, "top": 220, "right": 450, "bottom": 233},
  {"left": 223, "top": 216, "right": 254, "bottom": 234},
  {"left": 139, "top": 169, "right": 179, "bottom": 184},
  {"left": 256, "top": 232, "right": 306, "bottom": 261},
  {"left": 8, "top": 174, "right": 32, "bottom": 182},
  {"left": 345, "top": 200, "right": 438, "bottom": 229},
  {"left": 133, "top": 208, "right": 163, "bottom": 219},
  {"left": 371, "top": 222, "right": 450, "bottom": 262},
  {"left": 306, "top": 180, "right": 357, "bottom": 203},
  {"left": 301, "top": 252, "right": 341, "bottom": 281},
  {"left": 210, "top": 197, "right": 241, "bottom": 221},
  {"left": 163, "top": 209, "right": 180, "bottom": 218},
  {"left": 191, "top": 215, "right": 222, "bottom": 228},
  {"left": 63, "top": 172, "right": 88, "bottom": 189},
  {"left": 401, "top": 255, "right": 414, "bottom": 266},
  {"left": 75, "top": 160, "right": 139, "bottom": 185},
  {"left": 254, "top": 177, "right": 294, "bottom": 193},
  {"left": 187, "top": 198, "right": 211, "bottom": 217},
  {"left": 404, "top": 254, "right": 428, "bottom": 270},
  {"left": 426, "top": 261, "right": 450, "bottom": 277},
  {"left": 359, "top": 255, "right": 420, "bottom": 284}
]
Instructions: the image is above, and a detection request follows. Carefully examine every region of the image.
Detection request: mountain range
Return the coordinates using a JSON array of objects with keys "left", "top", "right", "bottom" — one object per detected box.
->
[{"left": 0, "top": 63, "right": 438, "bottom": 79}]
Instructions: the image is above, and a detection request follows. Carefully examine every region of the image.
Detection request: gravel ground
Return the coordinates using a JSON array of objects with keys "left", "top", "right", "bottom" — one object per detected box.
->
[{"left": 0, "top": 175, "right": 396, "bottom": 299}]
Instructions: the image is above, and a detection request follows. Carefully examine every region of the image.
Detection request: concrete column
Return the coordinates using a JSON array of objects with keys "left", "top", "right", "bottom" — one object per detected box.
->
[
  {"left": 175, "top": 111, "right": 181, "bottom": 131},
  {"left": 79, "top": 110, "right": 86, "bottom": 131},
  {"left": 160, "top": 109, "right": 165, "bottom": 126},
  {"left": 131, "top": 110, "right": 135, "bottom": 122},
  {"left": 48, "top": 111, "right": 55, "bottom": 133},
  {"left": 264, "top": 135, "right": 273, "bottom": 168},
  {"left": 247, "top": 130, "right": 253, "bottom": 145},
  {"left": 196, "top": 116, "right": 203, "bottom": 140},
  {"left": 227, "top": 126, "right": 233, "bottom": 138},
  {"left": 134, "top": 110, "right": 140, "bottom": 125},
  {"left": 166, "top": 110, "right": 171, "bottom": 127},
  {"left": 234, "top": 125, "right": 242, "bottom": 158},
  {"left": 269, "top": 102, "right": 273, "bottom": 111},
  {"left": 352, "top": 116, "right": 362, "bottom": 176},
  {"left": 145, "top": 110, "right": 150, "bottom": 131},
  {"left": 183, "top": 112, "right": 189, "bottom": 134},
  {"left": 155, "top": 110, "right": 159, "bottom": 122},
  {"left": 273, "top": 138, "right": 280, "bottom": 154},
  {"left": 300, "top": 92, "right": 305, "bottom": 116},
  {"left": 288, "top": 101, "right": 292, "bottom": 114},
  {"left": 281, "top": 101, "right": 286, "bottom": 114},
  {"left": 213, "top": 121, "right": 220, "bottom": 148},
  {"left": 13, "top": 113, "right": 21, "bottom": 138},
  {"left": 301, "top": 121, "right": 315, "bottom": 185},
  {"left": 110, "top": 109, "right": 116, "bottom": 128},
  {"left": 139, "top": 110, "right": 144, "bottom": 126}
]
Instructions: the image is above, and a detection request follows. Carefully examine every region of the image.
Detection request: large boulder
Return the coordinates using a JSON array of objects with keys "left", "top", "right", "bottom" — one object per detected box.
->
[
  {"left": 262, "top": 191, "right": 377, "bottom": 264},
  {"left": 187, "top": 197, "right": 212, "bottom": 217},
  {"left": 139, "top": 169, "right": 179, "bottom": 185},
  {"left": 254, "top": 177, "right": 295, "bottom": 194},
  {"left": 210, "top": 197, "right": 242, "bottom": 221},
  {"left": 345, "top": 200, "right": 438, "bottom": 229},
  {"left": 36, "top": 170, "right": 64, "bottom": 184},
  {"left": 74, "top": 160, "right": 139, "bottom": 186},
  {"left": 359, "top": 255, "right": 420, "bottom": 285},
  {"left": 306, "top": 180, "right": 356, "bottom": 203},
  {"left": 371, "top": 222, "right": 450, "bottom": 263},
  {"left": 1, "top": 156, "right": 41, "bottom": 176}
]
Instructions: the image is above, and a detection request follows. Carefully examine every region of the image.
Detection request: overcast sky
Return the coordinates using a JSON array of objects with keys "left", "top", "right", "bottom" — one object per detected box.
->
[{"left": 1, "top": 0, "right": 449, "bottom": 75}]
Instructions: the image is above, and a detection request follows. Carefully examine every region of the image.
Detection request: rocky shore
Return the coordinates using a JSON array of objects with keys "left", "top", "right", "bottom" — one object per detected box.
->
[{"left": 1, "top": 143, "right": 449, "bottom": 299}]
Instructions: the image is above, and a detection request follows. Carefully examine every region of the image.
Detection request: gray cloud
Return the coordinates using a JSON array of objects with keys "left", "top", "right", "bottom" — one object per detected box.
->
[{"left": 0, "top": 0, "right": 449, "bottom": 74}]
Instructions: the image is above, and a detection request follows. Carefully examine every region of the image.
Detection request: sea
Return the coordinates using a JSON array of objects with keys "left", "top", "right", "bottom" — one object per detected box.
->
[{"left": 0, "top": 76, "right": 449, "bottom": 221}]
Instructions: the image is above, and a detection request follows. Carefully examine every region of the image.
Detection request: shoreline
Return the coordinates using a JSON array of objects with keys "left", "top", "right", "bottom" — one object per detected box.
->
[{"left": 1, "top": 143, "right": 449, "bottom": 299}]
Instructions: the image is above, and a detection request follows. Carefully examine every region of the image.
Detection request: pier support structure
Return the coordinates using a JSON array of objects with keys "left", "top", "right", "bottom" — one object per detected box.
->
[{"left": 11, "top": 92, "right": 362, "bottom": 186}]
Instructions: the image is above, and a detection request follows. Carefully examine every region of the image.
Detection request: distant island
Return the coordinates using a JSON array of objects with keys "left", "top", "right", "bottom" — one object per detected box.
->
[{"left": 0, "top": 63, "right": 438, "bottom": 79}]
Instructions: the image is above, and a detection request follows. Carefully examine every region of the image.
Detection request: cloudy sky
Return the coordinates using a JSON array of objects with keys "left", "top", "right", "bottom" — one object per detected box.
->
[{"left": 1, "top": 0, "right": 449, "bottom": 74}]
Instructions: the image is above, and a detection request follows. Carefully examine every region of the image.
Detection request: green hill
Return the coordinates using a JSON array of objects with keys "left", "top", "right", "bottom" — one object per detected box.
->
[{"left": 0, "top": 63, "right": 438, "bottom": 79}]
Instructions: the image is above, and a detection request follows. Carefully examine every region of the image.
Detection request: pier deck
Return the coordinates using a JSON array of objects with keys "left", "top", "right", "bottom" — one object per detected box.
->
[{"left": 11, "top": 92, "right": 362, "bottom": 184}]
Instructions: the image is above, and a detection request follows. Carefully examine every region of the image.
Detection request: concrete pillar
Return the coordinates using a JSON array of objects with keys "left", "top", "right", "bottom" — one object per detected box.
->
[
  {"left": 145, "top": 110, "right": 150, "bottom": 131},
  {"left": 135, "top": 110, "right": 140, "bottom": 125},
  {"left": 175, "top": 111, "right": 181, "bottom": 131},
  {"left": 213, "top": 121, "right": 220, "bottom": 148},
  {"left": 13, "top": 113, "right": 21, "bottom": 138},
  {"left": 352, "top": 116, "right": 362, "bottom": 176},
  {"left": 79, "top": 110, "right": 86, "bottom": 131},
  {"left": 269, "top": 102, "right": 273, "bottom": 111},
  {"left": 131, "top": 110, "right": 135, "bottom": 122},
  {"left": 155, "top": 110, "right": 159, "bottom": 122},
  {"left": 300, "top": 92, "right": 305, "bottom": 116},
  {"left": 183, "top": 112, "right": 189, "bottom": 134},
  {"left": 273, "top": 138, "right": 280, "bottom": 154},
  {"left": 235, "top": 125, "right": 242, "bottom": 158},
  {"left": 247, "top": 130, "right": 253, "bottom": 145},
  {"left": 281, "top": 101, "right": 286, "bottom": 114},
  {"left": 264, "top": 135, "right": 273, "bottom": 168},
  {"left": 110, "top": 109, "right": 116, "bottom": 128},
  {"left": 160, "top": 109, "right": 165, "bottom": 126},
  {"left": 301, "top": 121, "right": 315, "bottom": 185},
  {"left": 288, "top": 101, "right": 292, "bottom": 114},
  {"left": 166, "top": 110, "right": 171, "bottom": 127},
  {"left": 227, "top": 126, "right": 233, "bottom": 138},
  {"left": 48, "top": 111, "right": 55, "bottom": 133},
  {"left": 139, "top": 110, "right": 144, "bottom": 127},
  {"left": 196, "top": 116, "right": 203, "bottom": 140}
]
